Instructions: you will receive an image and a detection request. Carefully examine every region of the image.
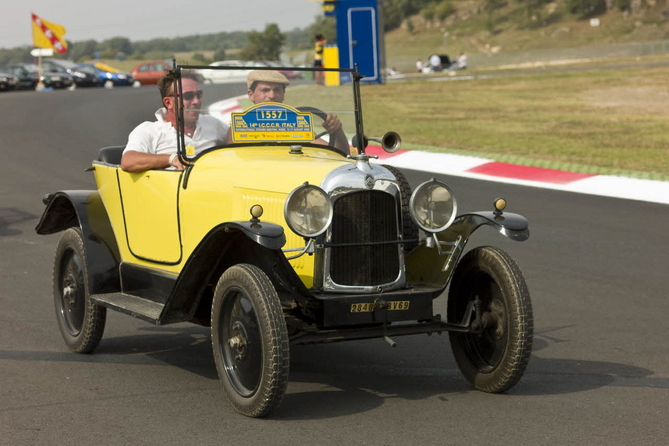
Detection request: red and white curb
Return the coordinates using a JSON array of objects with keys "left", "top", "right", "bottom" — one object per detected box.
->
[
  {"left": 209, "top": 96, "right": 246, "bottom": 121},
  {"left": 367, "top": 146, "right": 669, "bottom": 206},
  {"left": 207, "top": 99, "right": 668, "bottom": 205}
]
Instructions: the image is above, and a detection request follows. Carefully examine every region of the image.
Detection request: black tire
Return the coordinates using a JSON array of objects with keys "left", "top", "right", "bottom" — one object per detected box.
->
[
  {"left": 211, "top": 264, "right": 289, "bottom": 417},
  {"left": 447, "top": 246, "right": 533, "bottom": 393},
  {"left": 382, "top": 164, "right": 419, "bottom": 252},
  {"left": 53, "top": 228, "right": 106, "bottom": 354}
]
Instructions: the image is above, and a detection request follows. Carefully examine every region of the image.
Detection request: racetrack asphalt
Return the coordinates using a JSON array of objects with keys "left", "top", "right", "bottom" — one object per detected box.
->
[{"left": 3, "top": 81, "right": 669, "bottom": 445}]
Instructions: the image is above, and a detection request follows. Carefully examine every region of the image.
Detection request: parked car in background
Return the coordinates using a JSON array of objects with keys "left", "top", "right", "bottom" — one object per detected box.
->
[
  {"left": 130, "top": 61, "right": 170, "bottom": 85},
  {"left": 5, "top": 63, "right": 73, "bottom": 89},
  {"left": 200, "top": 60, "right": 255, "bottom": 84},
  {"left": 78, "top": 62, "right": 134, "bottom": 87},
  {"left": 3, "top": 64, "right": 38, "bottom": 90},
  {"left": 3, "top": 65, "right": 34, "bottom": 90},
  {"left": 257, "top": 60, "right": 303, "bottom": 80},
  {"left": 42, "top": 59, "right": 99, "bottom": 88},
  {"left": 0, "top": 70, "right": 19, "bottom": 91}
]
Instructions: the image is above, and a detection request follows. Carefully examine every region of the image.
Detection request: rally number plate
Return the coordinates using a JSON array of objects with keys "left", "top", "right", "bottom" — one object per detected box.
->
[{"left": 350, "top": 301, "right": 410, "bottom": 313}]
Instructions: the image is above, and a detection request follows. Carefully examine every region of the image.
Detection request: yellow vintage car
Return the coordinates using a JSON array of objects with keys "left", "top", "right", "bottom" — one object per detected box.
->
[{"left": 36, "top": 64, "right": 533, "bottom": 417}]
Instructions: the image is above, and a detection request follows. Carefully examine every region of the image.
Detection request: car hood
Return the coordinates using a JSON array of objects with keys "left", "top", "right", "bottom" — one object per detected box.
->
[{"left": 191, "top": 146, "right": 352, "bottom": 193}]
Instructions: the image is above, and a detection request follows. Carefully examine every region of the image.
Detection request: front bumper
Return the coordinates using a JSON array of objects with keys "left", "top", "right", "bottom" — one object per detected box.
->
[{"left": 314, "top": 286, "right": 441, "bottom": 327}]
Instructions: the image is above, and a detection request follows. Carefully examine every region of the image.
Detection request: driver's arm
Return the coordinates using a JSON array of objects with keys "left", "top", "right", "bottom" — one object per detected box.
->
[
  {"left": 319, "top": 113, "right": 350, "bottom": 154},
  {"left": 121, "top": 122, "right": 186, "bottom": 172},
  {"left": 121, "top": 151, "right": 185, "bottom": 172}
]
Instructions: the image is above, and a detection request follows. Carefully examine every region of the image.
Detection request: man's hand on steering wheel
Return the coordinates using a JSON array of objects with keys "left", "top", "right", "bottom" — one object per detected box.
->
[
  {"left": 322, "top": 113, "right": 342, "bottom": 134},
  {"left": 296, "top": 106, "right": 350, "bottom": 156}
]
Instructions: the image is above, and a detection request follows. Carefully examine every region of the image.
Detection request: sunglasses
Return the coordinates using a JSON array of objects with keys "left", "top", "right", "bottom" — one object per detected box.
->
[{"left": 167, "top": 90, "right": 203, "bottom": 101}]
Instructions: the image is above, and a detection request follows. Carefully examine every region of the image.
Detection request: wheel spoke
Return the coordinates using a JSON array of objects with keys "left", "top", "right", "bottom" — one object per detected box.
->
[
  {"left": 59, "top": 252, "right": 86, "bottom": 336},
  {"left": 463, "top": 271, "right": 508, "bottom": 370},
  {"left": 220, "top": 289, "right": 262, "bottom": 396}
]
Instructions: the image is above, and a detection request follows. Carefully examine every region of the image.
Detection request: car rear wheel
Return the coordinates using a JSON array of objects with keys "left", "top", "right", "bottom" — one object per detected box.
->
[
  {"left": 447, "top": 246, "right": 533, "bottom": 393},
  {"left": 211, "top": 264, "right": 289, "bottom": 417},
  {"left": 53, "top": 228, "right": 106, "bottom": 353}
]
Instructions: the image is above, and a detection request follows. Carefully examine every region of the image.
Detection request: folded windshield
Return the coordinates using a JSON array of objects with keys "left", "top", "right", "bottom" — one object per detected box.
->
[{"left": 172, "top": 64, "right": 360, "bottom": 159}]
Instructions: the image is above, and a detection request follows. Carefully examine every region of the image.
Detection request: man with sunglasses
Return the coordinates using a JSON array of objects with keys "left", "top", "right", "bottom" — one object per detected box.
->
[{"left": 121, "top": 70, "right": 229, "bottom": 172}]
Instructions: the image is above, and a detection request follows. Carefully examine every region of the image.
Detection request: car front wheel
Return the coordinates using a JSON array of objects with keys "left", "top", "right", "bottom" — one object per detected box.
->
[
  {"left": 211, "top": 264, "right": 289, "bottom": 417},
  {"left": 447, "top": 246, "right": 533, "bottom": 393},
  {"left": 53, "top": 228, "right": 106, "bottom": 353}
]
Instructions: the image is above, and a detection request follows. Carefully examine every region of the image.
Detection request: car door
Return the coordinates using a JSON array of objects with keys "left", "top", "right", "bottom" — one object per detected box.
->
[
  {"left": 135, "top": 63, "right": 147, "bottom": 83},
  {"left": 117, "top": 169, "right": 183, "bottom": 264},
  {"left": 151, "top": 63, "right": 168, "bottom": 84}
]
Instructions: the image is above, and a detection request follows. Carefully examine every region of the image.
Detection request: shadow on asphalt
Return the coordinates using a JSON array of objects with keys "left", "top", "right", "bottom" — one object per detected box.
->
[
  {"left": 0, "top": 207, "right": 37, "bottom": 236},
  {"left": 2, "top": 323, "right": 667, "bottom": 420}
]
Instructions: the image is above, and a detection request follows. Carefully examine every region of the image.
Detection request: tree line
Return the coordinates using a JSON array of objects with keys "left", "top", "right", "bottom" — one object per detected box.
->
[
  {"left": 0, "top": 15, "right": 335, "bottom": 66},
  {"left": 1, "top": 0, "right": 638, "bottom": 66}
]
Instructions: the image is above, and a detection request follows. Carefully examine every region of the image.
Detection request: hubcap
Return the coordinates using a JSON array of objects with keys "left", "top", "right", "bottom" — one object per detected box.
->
[
  {"left": 489, "top": 299, "right": 506, "bottom": 340},
  {"left": 63, "top": 284, "right": 76, "bottom": 306},
  {"left": 228, "top": 322, "right": 248, "bottom": 361}
]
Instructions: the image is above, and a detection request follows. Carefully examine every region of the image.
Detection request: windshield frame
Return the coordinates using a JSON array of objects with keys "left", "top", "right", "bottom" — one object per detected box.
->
[{"left": 171, "top": 62, "right": 366, "bottom": 166}]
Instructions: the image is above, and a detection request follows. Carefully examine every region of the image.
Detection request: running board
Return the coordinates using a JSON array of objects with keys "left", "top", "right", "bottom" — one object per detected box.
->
[{"left": 91, "top": 293, "right": 164, "bottom": 324}]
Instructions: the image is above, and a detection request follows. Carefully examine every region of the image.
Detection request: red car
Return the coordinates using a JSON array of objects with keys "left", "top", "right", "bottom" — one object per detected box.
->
[{"left": 130, "top": 61, "right": 170, "bottom": 85}]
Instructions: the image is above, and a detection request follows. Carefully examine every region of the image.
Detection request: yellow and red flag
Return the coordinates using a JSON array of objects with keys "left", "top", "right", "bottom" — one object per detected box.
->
[{"left": 31, "top": 13, "right": 68, "bottom": 54}]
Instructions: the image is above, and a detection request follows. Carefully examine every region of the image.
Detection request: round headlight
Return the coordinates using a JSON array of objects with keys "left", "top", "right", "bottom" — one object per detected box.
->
[
  {"left": 284, "top": 184, "right": 333, "bottom": 238},
  {"left": 410, "top": 179, "right": 457, "bottom": 233}
]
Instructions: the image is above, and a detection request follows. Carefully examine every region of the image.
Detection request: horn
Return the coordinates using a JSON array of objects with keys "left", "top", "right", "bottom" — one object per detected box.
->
[
  {"left": 351, "top": 134, "right": 369, "bottom": 150},
  {"left": 369, "top": 131, "right": 401, "bottom": 153}
]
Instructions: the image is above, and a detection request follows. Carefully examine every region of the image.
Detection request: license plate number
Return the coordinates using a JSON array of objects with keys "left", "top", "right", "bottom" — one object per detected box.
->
[{"left": 350, "top": 301, "right": 410, "bottom": 313}]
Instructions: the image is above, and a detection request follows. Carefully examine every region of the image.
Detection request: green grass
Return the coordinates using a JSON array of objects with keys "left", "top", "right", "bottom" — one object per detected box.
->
[
  {"left": 385, "top": 5, "right": 669, "bottom": 72},
  {"left": 360, "top": 64, "right": 669, "bottom": 180},
  {"left": 88, "top": 9, "right": 669, "bottom": 181}
]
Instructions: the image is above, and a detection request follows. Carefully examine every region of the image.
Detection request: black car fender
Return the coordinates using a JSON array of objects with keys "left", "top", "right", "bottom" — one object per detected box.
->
[
  {"left": 451, "top": 211, "right": 530, "bottom": 242},
  {"left": 406, "top": 211, "right": 529, "bottom": 290},
  {"left": 220, "top": 221, "right": 287, "bottom": 250},
  {"left": 163, "top": 221, "right": 318, "bottom": 324},
  {"left": 35, "top": 191, "right": 121, "bottom": 294}
]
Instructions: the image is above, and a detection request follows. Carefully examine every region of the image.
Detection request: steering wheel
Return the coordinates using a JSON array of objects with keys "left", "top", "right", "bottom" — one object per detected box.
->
[{"left": 296, "top": 106, "right": 346, "bottom": 151}]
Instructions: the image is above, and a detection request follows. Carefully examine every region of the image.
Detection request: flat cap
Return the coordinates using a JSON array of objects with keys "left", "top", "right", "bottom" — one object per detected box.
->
[{"left": 247, "top": 70, "right": 290, "bottom": 89}]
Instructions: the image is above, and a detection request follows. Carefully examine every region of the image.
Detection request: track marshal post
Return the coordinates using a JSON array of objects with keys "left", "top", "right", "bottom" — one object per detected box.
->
[{"left": 311, "top": 0, "right": 386, "bottom": 84}]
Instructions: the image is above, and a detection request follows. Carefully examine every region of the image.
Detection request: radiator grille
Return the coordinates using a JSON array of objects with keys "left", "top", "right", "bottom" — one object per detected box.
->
[{"left": 329, "top": 190, "right": 400, "bottom": 286}]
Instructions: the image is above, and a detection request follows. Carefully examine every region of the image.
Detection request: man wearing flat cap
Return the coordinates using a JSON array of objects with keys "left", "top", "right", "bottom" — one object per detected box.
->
[{"left": 246, "top": 70, "right": 350, "bottom": 153}]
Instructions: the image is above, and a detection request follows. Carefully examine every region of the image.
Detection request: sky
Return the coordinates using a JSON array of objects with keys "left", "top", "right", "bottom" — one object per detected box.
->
[{"left": 1, "top": 1, "right": 324, "bottom": 49}]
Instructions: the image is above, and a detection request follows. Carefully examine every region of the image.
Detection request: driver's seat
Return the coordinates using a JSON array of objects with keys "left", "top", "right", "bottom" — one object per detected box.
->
[{"left": 98, "top": 146, "right": 125, "bottom": 165}]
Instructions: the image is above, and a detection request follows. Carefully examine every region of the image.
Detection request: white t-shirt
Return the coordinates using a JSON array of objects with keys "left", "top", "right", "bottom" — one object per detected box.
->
[
  {"left": 458, "top": 54, "right": 468, "bottom": 68},
  {"left": 123, "top": 108, "right": 229, "bottom": 156},
  {"left": 429, "top": 54, "right": 441, "bottom": 67}
]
